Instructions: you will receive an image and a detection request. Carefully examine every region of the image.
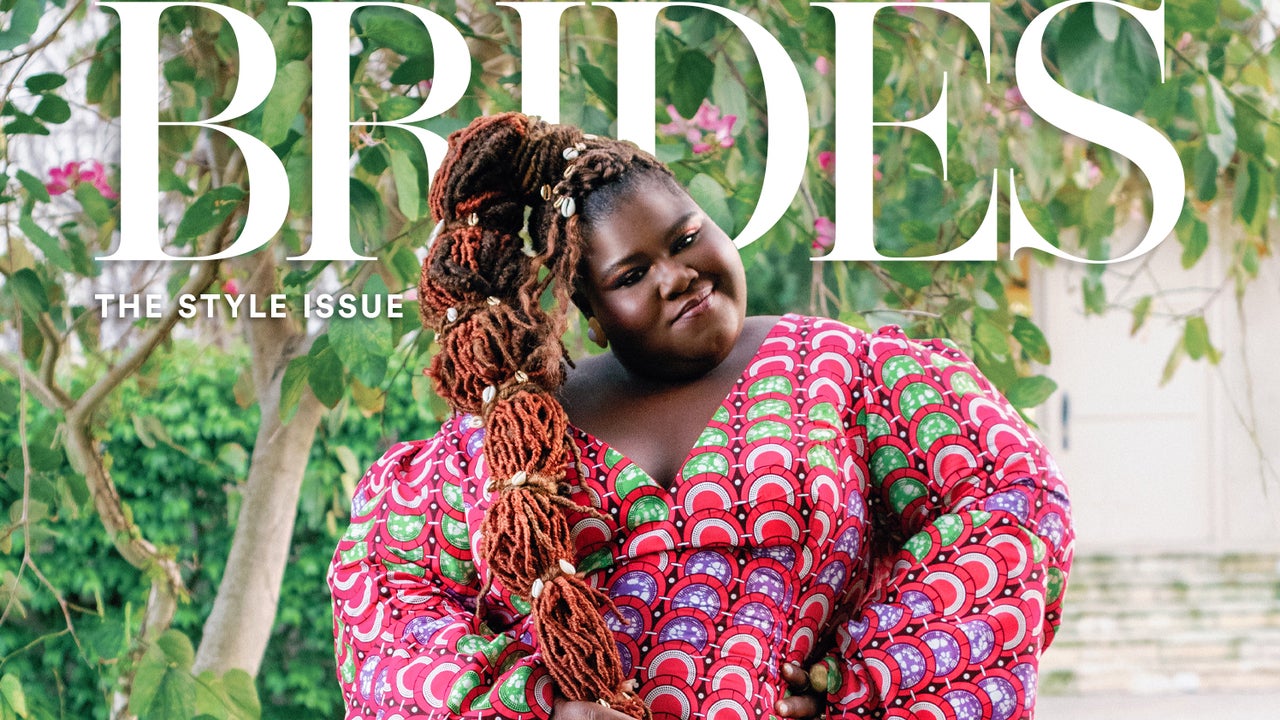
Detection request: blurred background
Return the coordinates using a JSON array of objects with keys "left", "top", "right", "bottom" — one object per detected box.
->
[{"left": 1, "top": 0, "right": 1277, "bottom": 718}]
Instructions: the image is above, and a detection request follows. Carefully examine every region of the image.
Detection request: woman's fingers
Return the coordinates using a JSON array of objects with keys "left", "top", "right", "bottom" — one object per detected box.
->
[
  {"left": 775, "top": 694, "right": 823, "bottom": 719},
  {"left": 553, "top": 698, "right": 637, "bottom": 720},
  {"left": 780, "top": 661, "right": 810, "bottom": 689}
]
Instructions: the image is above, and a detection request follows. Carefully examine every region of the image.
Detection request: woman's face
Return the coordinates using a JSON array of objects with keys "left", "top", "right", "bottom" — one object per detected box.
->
[{"left": 577, "top": 174, "right": 747, "bottom": 381}]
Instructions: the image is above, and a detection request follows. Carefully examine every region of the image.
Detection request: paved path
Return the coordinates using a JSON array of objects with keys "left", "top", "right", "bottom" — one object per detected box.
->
[{"left": 1037, "top": 693, "right": 1280, "bottom": 719}]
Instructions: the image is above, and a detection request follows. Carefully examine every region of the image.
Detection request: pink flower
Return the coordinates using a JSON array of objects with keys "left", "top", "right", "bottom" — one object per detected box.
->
[
  {"left": 1004, "top": 87, "right": 1034, "bottom": 128},
  {"left": 45, "top": 161, "right": 80, "bottom": 195},
  {"left": 818, "top": 151, "right": 835, "bottom": 174},
  {"left": 76, "top": 160, "right": 119, "bottom": 199},
  {"left": 873, "top": 154, "right": 883, "bottom": 182},
  {"left": 1075, "top": 159, "right": 1103, "bottom": 188},
  {"left": 44, "top": 160, "right": 117, "bottom": 199},
  {"left": 222, "top": 279, "right": 240, "bottom": 295},
  {"left": 813, "top": 216, "right": 836, "bottom": 251},
  {"left": 814, "top": 56, "right": 830, "bottom": 76},
  {"left": 1176, "top": 31, "right": 1193, "bottom": 53},
  {"left": 659, "top": 101, "right": 737, "bottom": 154}
]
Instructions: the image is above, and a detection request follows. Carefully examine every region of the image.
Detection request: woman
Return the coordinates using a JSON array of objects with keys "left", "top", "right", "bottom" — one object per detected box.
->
[{"left": 329, "top": 113, "right": 1074, "bottom": 720}]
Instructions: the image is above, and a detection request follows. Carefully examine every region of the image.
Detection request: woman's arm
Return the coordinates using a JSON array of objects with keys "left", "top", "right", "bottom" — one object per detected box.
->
[
  {"left": 329, "top": 420, "right": 556, "bottom": 719},
  {"left": 824, "top": 326, "right": 1074, "bottom": 719}
]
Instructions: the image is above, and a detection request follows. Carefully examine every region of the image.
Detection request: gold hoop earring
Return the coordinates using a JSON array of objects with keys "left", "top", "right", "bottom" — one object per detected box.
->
[{"left": 586, "top": 316, "right": 608, "bottom": 349}]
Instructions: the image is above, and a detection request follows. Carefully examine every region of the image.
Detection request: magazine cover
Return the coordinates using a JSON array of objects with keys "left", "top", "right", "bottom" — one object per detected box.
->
[{"left": 1, "top": 1, "right": 1277, "bottom": 718}]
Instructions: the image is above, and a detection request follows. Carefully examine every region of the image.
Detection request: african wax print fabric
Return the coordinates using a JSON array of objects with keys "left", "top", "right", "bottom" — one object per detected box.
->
[{"left": 329, "top": 314, "right": 1074, "bottom": 720}]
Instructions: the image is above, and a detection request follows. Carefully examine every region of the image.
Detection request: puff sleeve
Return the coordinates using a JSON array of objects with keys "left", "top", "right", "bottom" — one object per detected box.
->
[
  {"left": 824, "top": 327, "right": 1074, "bottom": 720},
  {"left": 329, "top": 417, "right": 555, "bottom": 719}
]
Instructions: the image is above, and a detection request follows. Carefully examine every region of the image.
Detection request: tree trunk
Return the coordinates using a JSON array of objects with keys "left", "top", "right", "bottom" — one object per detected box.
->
[{"left": 192, "top": 252, "right": 327, "bottom": 677}]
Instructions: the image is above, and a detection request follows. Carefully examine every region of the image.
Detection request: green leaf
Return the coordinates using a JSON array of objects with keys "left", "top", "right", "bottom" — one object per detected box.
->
[
  {"left": 15, "top": 169, "right": 49, "bottom": 203},
  {"left": 390, "top": 53, "right": 435, "bottom": 85},
  {"left": 24, "top": 72, "right": 66, "bottom": 93},
  {"left": 174, "top": 186, "right": 245, "bottom": 243},
  {"left": 350, "top": 178, "right": 386, "bottom": 252},
  {"left": 1183, "top": 315, "right": 1219, "bottom": 362},
  {"left": 261, "top": 61, "right": 310, "bottom": 147},
  {"left": 8, "top": 269, "right": 48, "bottom": 315},
  {"left": 579, "top": 61, "right": 618, "bottom": 117},
  {"left": 330, "top": 276, "right": 394, "bottom": 387},
  {"left": 1011, "top": 316, "right": 1051, "bottom": 364},
  {"left": 3, "top": 113, "right": 48, "bottom": 136},
  {"left": 0, "top": 673, "right": 28, "bottom": 719},
  {"left": 130, "top": 631, "right": 197, "bottom": 720},
  {"left": 0, "top": 0, "right": 43, "bottom": 52},
  {"left": 884, "top": 262, "right": 933, "bottom": 291},
  {"left": 33, "top": 94, "right": 71, "bottom": 124},
  {"left": 1130, "top": 296, "right": 1152, "bottom": 336},
  {"left": 1177, "top": 213, "right": 1209, "bottom": 269},
  {"left": 307, "top": 341, "right": 345, "bottom": 409},
  {"left": 1203, "top": 76, "right": 1237, "bottom": 169},
  {"left": 195, "top": 668, "right": 260, "bottom": 720},
  {"left": 1005, "top": 375, "right": 1058, "bottom": 409},
  {"left": 669, "top": 50, "right": 714, "bottom": 119},
  {"left": 1160, "top": 340, "right": 1186, "bottom": 386},
  {"left": 356, "top": 6, "right": 431, "bottom": 56},
  {"left": 279, "top": 355, "right": 310, "bottom": 423},
  {"left": 19, "top": 213, "right": 75, "bottom": 273}
]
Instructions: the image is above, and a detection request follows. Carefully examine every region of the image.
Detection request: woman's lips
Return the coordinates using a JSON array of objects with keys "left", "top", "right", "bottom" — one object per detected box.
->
[{"left": 673, "top": 287, "right": 714, "bottom": 323}]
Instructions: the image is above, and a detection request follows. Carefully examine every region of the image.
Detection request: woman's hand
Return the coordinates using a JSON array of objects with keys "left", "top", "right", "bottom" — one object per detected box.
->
[
  {"left": 553, "top": 698, "right": 637, "bottom": 720},
  {"left": 775, "top": 662, "right": 828, "bottom": 719}
]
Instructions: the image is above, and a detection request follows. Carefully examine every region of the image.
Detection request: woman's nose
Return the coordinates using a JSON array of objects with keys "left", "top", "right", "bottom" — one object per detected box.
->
[{"left": 654, "top": 259, "right": 698, "bottom": 298}]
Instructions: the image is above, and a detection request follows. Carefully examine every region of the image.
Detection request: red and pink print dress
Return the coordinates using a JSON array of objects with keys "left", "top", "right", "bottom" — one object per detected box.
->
[{"left": 330, "top": 314, "right": 1074, "bottom": 720}]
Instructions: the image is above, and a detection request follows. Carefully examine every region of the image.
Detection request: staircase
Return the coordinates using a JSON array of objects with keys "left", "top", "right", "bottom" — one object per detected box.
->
[{"left": 1039, "top": 553, "right": 1280, "bottom": 694}]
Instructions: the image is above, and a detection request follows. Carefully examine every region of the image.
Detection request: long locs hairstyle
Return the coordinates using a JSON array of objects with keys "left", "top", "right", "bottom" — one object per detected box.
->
[{"left": 418, "top": 113, "right": 671, "bottom": 717}]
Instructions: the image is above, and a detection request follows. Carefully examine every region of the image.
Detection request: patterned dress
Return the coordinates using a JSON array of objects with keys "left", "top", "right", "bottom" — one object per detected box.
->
[{"left": 330, "top": 315, "right": 1074, "bottom": 720}]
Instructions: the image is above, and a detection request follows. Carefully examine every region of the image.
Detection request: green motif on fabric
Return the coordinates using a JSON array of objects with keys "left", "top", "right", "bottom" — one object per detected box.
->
[
  {"left": 1023, "top": 529, "right": 1047, "bottom": 563},
  {"left": 343, "top": 518, "right": 374, "bottom": 542},
  {"left": 808, "top": 427, "right": 838, "bottom": 442},
  {"left": 604, "top": 447, "right": 624, "bottom": 468},
  {"left": 383, "top": 560, "right": 426, "bottom": 578},
  {"left": 967, "top": 509, "right": 993, "bottom": 526},
  {"left": 386, "top": 512, "right": 427, "bottom": 542},
  {"left": 498, "top": 665, "right": 534, "bottom": 712},
  {"left": 808, "top": 402, "right": 841, "bottom": 426},
  {"left": 437, "top": 551, "right": 477, "bottom": 584},
  {"left": 615, "top": 465, "right": 654, "bottom": 498},
  {"left": 441, "top": 481, "right": 465, "bottom": 512},
  {"left": 509, "top": 594, "right": 532, "bottom": 614},
  {"left": 870, "top": 446, "right": 908, "bottom": 482},
  {"left": 627, "top": 495, "right": 671, "bottom": 529},
  {"left": 578, "top": 547, "right": 615, "bottom": 575},
  {"left": 458, "top": 633, "right": 512, "bottom": 663},
  {"left": 694, "top": 427, "right": 730, "bottom": 448},
  {"left": 807, "top": 445, "right": 836, "bottom": 470},
  {"left": 442, "top": 515, "right": 471, "bottom": 550},
  {"left": 390, "top": 544, "right": 424, "bottom": 562},
  {"left": 683, "top": 451, "right": 729, "bottom": 479},
  {"left": 950, "top": 371, "right": 981, "bottom": 397},
  {"left": 865, "top": 413, "right": 891, "bottom": 441},
  {"left": 1046, "top": 567, "right": 1065, "bottom": 603},
  {"left": 470, "top": 692, "right": 493, "bottom": 711},
  {"left": 340, "top": 644, "right": 356, "bottom": 684},
  {"left": 899, "top": 382, "right": 942, "bottom": 419},
  {"left": 915, "top": 412, "right": 961, "bottom": 449},
  {"left": 712, "top": 405, "right": 731, "bottom": 423},
  {"left": 746, "top": 419, "right": 792, "bottom": 443},
  {"left": 933, "top": 514, "right": 965, "bottom": 545},
  {"left": 930, "top": 351, "right": 959, "bottom": 369},
  {"left": 339, "top": 541, "right": 368, "bottom": 565},
  {"left": 748, "top": 376, "right": 793, "bottom": 397},
  {"left": 355, "top": 488, "right": 386, "bottom": 516},
  {"left": 748, "top": 398, "right": 792, "bottom": 420},
  {"left": 889, "top": 478, "right": 928, "bottom": 514},
  {"left": 882, "top": 355, "right": 924, "bottom": 387},
  {"left": 448, "top": 670, "right": 482, "bottom": 713},
  {"left": 904, "top": 532, "right": 933, "bottom": 560}
]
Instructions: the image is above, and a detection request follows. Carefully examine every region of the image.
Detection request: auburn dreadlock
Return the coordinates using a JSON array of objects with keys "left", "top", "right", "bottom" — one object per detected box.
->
[{"left": 419, "top": 112, "right": 673, "bottom": 718}]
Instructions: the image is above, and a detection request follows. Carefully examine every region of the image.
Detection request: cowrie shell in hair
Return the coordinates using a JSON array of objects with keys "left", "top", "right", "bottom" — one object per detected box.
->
[
  {"left": 486, "top": 296, "right": 500, "bottom": 306},
  {"left": 426, "top": 218, "right": 445, "bottom": 249},
  {"left": 510, "top": 471, "right": 527, "bottom": 486},
  {"left": 562, "top": 164, "right": 575, "bottom": 179},
  {"left": 559, "top": 197, "right": 576, "bottom": 218},
  {"left": 514, "top": 370, "right": 528, "bottom": 383},
  {"left": 521, "top": 239, "right": 538, "bottom": 257},
  {"left": 574, "top": 142, "right": 586, "bottom": 152},
  {"left": 558, "top": 559, "right": 576, "bottom": 575},
  {"left": 445, "top": 307, "right": 458, "bottom": 323},
  {"left": 482, "top": 385, "right": 496, "bottom": 404},
  {"left": 467, "top": 212, "right": 479, "bottom": 226},
  {"left": 540, "top": 184, "right": 552, "bottom": 201},
  {"left": 583, "top": 133, "right": 598, "bottom": 140},
  {"left": 531, "top": 578, "right": 544, "bottom": 599},
  {"left": 562, "top": 146, "right": 579, "bottom": 160}
]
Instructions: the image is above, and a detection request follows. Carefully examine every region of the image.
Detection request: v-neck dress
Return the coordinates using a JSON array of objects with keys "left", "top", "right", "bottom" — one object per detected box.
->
[{"left": 329, "top": 315, "right": 1074, "bottom": 720}]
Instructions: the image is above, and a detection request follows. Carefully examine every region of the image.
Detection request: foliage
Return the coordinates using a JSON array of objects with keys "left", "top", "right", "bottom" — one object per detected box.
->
[
  {"left": 0, "top": 343, "right": 438, "bottom": 717},
  {"left": 0, "top": 0, "right": 1275, "bottom": 716}
]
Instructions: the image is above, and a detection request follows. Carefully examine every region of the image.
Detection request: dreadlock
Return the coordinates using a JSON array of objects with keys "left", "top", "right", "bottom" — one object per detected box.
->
[{"left": 419, "top": 112, "right": 672, "bottom": 718}]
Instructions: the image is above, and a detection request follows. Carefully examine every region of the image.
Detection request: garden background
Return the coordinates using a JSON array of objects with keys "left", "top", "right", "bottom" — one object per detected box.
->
[{"left": 1, "top": 0, "right": 1278, "bottom": 718}]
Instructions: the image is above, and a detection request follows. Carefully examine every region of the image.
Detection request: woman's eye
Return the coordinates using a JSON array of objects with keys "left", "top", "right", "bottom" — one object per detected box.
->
[
  {"left": 674, "top": 231, "right": 698, "bottom": 251},
  {"left": 617, "top": 268, "right": 646, "bottom": 287}
]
